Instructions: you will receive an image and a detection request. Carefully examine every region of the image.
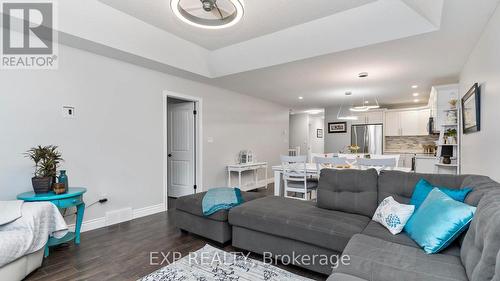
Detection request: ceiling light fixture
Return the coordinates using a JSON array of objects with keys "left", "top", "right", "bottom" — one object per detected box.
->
[
  {"left": 298, "top": 96, "right": 304, "bottom": 100},
  {"left": 171, "top": 0, "right": 244, "bottom": 30},
  {"left": 358, "top": 72, "right": 369, "bottom": 78},
  {"left": 413, "top": 93, "right": 419, "bottom": 97},
  {"left": 412, "top": 85, "right": 418, "bottom": 89},
  {"left": 414, "top": 99, "right": 420, "bottom": 103}
]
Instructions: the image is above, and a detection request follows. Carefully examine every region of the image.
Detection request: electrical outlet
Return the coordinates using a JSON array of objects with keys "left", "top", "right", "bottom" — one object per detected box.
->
[{"left": 62, "top": 106, "right": 75, "bottom": 118}]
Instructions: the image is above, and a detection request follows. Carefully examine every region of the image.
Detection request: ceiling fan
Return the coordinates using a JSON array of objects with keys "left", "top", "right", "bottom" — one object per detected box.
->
[
  {"left": 183, "top": 0, "right": 229, "bottom": 20},
  {"left": 171, "top": 0, "right": 244, "bottom": 29}
]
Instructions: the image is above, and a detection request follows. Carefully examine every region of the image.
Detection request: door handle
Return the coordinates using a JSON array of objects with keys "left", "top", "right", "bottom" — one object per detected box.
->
[{"left": 168, "top": 154, "right": 172, "bottom": 157}]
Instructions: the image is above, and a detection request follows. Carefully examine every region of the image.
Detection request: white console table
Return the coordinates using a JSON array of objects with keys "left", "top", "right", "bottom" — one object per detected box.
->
[{"left": 227, "top": 162, "right": 268, "bottom": 191}]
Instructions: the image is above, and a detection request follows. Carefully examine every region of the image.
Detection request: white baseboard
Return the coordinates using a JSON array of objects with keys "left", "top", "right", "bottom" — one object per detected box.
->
[
  {"left": 68, "top": 217, "right": 105, "bottom": 233},
  {"left": 67, "top": 203, "right": 166, "bottom": 233},
  {"left": 133, "top": 203, "right": 166, "bottom": 219}
]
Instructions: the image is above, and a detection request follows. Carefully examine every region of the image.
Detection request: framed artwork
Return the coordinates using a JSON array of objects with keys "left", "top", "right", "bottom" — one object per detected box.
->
[
  {"left": 461, "top": 83, "right": 481, "bottom": 134},
  {"left": 328, "top": 122, "right": 347, "bottom": 133},
  {"left": 316, "top": 129, "right": 323, "bottom": 138}
]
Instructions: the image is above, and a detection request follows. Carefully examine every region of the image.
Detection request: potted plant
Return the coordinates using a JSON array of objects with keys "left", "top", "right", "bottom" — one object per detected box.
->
[
  {"left": 449, "top": 98, "right": 458, "bottom": 109},
  {"left": 445, "top": 129, "right": 457, "bottom": 144},
  {"left": 25, "top": 145, "right": 63, "bottom": 194},
  {"left": 348, "top": 144, "right": 360, "bottom": 154}
]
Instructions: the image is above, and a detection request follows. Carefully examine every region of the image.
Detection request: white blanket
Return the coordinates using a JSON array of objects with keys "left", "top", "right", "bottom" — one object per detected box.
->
[
  {"left": 0, "top": 202, "right": 68, "bottom": 267},
  {"left": 0, "top": 200, "right": 23, "bottom": 225}
]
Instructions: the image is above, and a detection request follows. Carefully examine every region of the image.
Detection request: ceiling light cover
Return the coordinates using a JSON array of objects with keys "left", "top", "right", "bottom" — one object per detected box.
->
[{"left": 171, "top": 0, "right": 244, "bottom": 29}]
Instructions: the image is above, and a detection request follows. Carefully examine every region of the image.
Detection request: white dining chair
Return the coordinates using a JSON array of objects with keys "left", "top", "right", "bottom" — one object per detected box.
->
[
  {"left": 370, "top": 154, "right": 400, "bottom": 167},
  {"left": 280, "top": 155, "right": 317, "bottom": 200},
  {"left": 309, "top": 153, "right": 336, "bottom": 163},
  {"left": 313, "top": 157, "right": 348, "bottom": 177},
  {"left": 355, "top": 158, "right": 397, "bottom": 170}
]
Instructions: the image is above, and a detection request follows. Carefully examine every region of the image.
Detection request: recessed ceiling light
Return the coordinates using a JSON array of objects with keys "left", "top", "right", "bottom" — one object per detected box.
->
[
  {"left": 414, "top": 99, "right": 420, "bottom": 103},
  {"left": 298, "top": 96, "right": 304, "bottom": 100},
  {"left": 413, "top": 93, "right": 419, "bottom": 97},
  {"left": 412, "top": 85, "right": 418, "bottom": 89},
  {"left": 170, "top": 0, "right": 244, "bottom": 30},
  {"left": 358, "top": 72, "right": 369, "bottom": 78}
]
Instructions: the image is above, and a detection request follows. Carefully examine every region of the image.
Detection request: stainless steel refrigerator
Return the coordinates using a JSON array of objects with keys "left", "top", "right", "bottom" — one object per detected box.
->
[{"left": 351, "top": 124, "right": 383, "bottom": 155}]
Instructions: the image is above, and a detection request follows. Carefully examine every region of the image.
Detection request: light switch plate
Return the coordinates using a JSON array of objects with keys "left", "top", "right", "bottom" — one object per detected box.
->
[{"left": 62, "top": 106, "right": 75, "bottom": 118}]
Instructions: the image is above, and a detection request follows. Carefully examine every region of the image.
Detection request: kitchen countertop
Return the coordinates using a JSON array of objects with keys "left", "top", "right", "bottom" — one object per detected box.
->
[
  {"left": 384, "top": 150, "right": 435, "bottom": 156},
  {"left": 414, "top": 155, "right": 438, "bottom": 159}
]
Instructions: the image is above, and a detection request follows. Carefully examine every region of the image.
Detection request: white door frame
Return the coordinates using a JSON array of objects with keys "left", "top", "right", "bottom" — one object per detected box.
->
[{"left": 163, "top": 90, "right": 203, "bottom": 210}]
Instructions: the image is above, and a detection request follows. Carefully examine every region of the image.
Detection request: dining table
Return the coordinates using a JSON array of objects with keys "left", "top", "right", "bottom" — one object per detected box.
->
[{"left": 272, "top": 163, "right": 412, "bottom": 197}]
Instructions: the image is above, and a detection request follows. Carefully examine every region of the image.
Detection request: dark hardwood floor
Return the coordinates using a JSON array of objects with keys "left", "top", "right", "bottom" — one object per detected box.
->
[{"left": 25, "top": 185, "right": 326, "bottom": 281}]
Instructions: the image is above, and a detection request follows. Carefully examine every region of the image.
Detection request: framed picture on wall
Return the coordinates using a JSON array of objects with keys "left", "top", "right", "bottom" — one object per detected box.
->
[
  {"left": 317, "top": 129, "right": 323, "bottom": 138},
  {"left": 462, "top": 83, "right": 481, "bottom": 134},
  {"left": 328, "top": 122, "right": 347, "bottom": 133}
]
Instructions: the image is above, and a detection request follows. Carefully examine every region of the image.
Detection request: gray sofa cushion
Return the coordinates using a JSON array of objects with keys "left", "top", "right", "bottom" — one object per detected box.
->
[
  {"left": 317, "top": 169, "right": 379, "bottom": 217},
  {"left": 327, "top": 273, "right": 369, "bottom": 281},
  {"left": 462, "top": 175, "right": 500, "bottom": 207},
  {"left": 333, "top": 234, "right": 468, "bottom": 281},
  {"left": 175, "top": 191, "right": 265, "bottom": 222},
  {"left": 461, "top": 188, "right": 500, "bottom": 281},
  {"left": 228, "top": 196, "right": 370, "bottom": 252},
  {"left": 361, "top": 220, "right": 461, "bottom": 256},
  {"left": 378, "top": 171, "right": 468, "bottom": 204},
  {"left": 362, "top": 220, "right": 418, "bottom": 248}
]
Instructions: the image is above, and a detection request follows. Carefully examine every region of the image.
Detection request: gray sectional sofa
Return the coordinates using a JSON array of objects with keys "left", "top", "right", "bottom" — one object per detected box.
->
[{"left": 176, "top": 169, "right": 500, "bottom": 281}]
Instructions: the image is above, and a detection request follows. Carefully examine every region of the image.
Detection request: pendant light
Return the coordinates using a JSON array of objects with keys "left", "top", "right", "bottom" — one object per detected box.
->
[
  {"left": 337, "top": 92, "right": 359, "bottom": 120},
  {"left": 350, "top": 95, "right": 380, "bottom": 112},
  {"left": 349, "top": 72, "right": 380, "bottom": 111}
]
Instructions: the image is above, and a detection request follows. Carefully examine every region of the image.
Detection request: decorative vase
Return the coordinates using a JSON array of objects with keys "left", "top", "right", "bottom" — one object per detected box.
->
[
  {"left": 53, "top": 183, "right": 66, "bottom": 194},
  {"left": 32, "top": 177, "right": 53, "bottom": 194},
  {"left": 58, "top": 170, "right": 69, "bottom": 191},
  {"left": 442, "top": 156, "right": 452, "bottom": 165}
]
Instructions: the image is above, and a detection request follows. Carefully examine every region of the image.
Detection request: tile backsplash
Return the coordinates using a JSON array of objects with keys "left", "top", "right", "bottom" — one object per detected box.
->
[{"left": 385, "top": 135, "right": 439, "bottom": 151}]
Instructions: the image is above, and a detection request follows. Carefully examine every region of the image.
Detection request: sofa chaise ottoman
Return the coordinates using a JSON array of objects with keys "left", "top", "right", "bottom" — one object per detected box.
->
[
  {"left": 228, "top": 169, "right": 500, "bottom": 281},
  {"left": 174, "top": 190, "right": 265, "bottom": 244}
]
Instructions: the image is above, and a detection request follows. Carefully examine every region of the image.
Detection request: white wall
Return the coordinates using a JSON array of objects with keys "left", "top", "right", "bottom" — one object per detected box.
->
[
  {"left": 324, "top": 106, "right": 351, "bottom": 153},
  {"left": 0, "top": 45, "right": 289, "bottom": 224},
  {"left": 459, "top": 5, "right": 500, "bottom": 182},
  {"left": 289, "top": 114, "right": 309, "bottom": 155},
  {"left": 309, "top": 115, "right": 324, "bottom": 154}
]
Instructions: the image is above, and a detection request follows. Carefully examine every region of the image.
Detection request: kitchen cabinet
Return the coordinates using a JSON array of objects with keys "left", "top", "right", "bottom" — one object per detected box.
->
[
  {"left": 385, "top": 111, "right": 401, "bottom": 136},
  {"left": 353, "top": 110, "right": 384, "bottom": 125},
  {"left": 415, "top": 157, "right": 437, "bottom": 173},
  {"left": 385, "top": 108, "right": 430, "bottom": 136}
]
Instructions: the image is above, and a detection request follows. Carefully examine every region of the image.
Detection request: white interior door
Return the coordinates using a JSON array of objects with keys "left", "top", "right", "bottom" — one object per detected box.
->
[{"left": 167, "top": 101, "right": 195, "bottom": 198}]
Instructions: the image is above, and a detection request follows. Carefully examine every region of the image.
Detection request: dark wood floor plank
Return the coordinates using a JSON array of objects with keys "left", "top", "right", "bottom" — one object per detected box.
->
[{"left": 25, "top": 185, "right": 325, "bottom": 281}]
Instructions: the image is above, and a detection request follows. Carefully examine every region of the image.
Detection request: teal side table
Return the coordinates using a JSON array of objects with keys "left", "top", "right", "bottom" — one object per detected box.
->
[{"left": 17, "top": 187, "right": 87, "bottom": 257}]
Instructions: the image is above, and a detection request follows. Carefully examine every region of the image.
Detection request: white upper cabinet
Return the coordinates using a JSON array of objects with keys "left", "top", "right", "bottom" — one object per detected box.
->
[
  {"left": 400, "top": 110, "right": 420, "bottom": 136},
  {"left": 366, "top": 111, "right": 384, "bottom": 124},
  {"left": 385, "top": 111, "right": 401, "bottom": 136},
  {"left": 353, "top": 110, "right": 384, "bottom": 125},
  {"left": 385, "top": 108, "right": 430, "bottom": 136}
]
